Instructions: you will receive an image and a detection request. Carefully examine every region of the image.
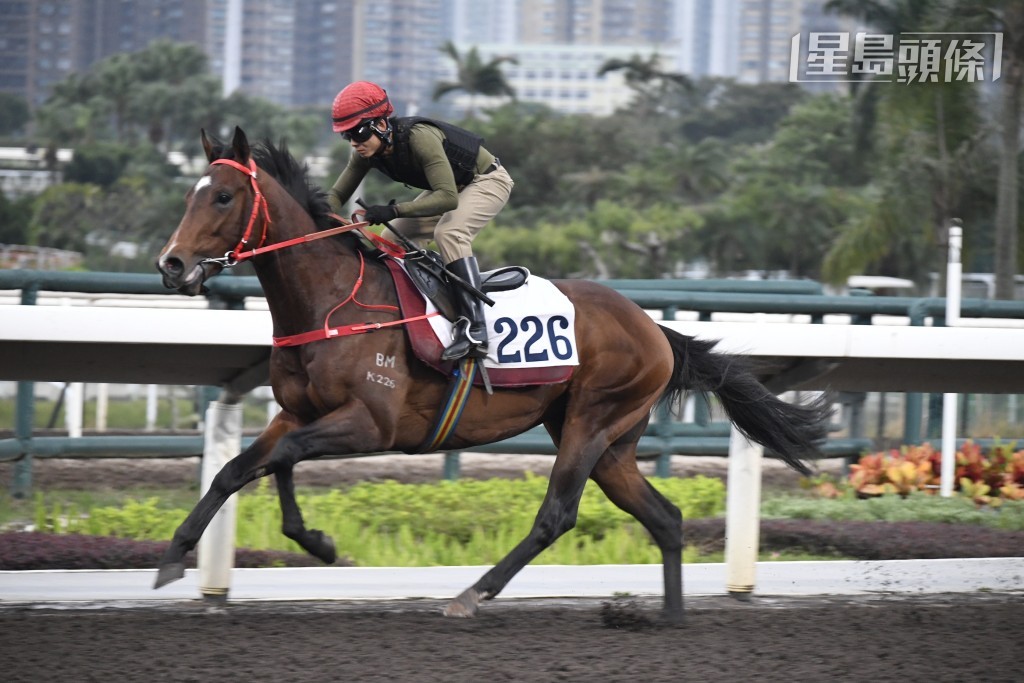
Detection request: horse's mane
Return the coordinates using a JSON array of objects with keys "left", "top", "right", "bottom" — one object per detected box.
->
[{"left": 250, "top": 140, "right": 335, "bottom": 231}]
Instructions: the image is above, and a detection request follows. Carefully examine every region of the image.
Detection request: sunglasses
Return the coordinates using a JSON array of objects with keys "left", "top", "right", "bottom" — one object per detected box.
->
[{"left": 341, "top": 120, "right": 376, "bottom": 143}]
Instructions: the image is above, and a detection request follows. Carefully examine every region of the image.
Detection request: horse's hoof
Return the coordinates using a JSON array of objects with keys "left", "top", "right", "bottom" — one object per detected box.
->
[
  {"left": 154, "top": 562, "right": 186, "bottom": 589},
  {"left": 310, "top": 530, "right": 337, "bottom": 565},
  {"left": 443, "top": 589, "right": 481, "bottom": 618}
]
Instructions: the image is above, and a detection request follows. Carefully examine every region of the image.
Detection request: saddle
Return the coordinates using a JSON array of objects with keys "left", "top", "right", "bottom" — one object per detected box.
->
[
  {"left": 383, "top": 256, "right": 575, "bottom": 389},
  {"left": 402, "top": 250, "right": 529, "bottom": 322}
]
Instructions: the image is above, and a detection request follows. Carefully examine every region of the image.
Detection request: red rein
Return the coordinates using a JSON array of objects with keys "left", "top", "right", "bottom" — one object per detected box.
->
[
  {"left": 272, "top": 249, "right": 435, "bottom": 348},
  {"left": 207, "top": 158, "right": 435, "bottom": 347}
]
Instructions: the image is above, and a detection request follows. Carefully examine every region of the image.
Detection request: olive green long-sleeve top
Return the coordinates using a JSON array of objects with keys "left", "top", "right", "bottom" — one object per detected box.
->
[{"left": 327, "top": 122, "right": 495, "bottom": 219}]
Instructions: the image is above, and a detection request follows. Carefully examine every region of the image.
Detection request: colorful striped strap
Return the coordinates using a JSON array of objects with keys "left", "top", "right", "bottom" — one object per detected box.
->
[{"left": 417, "top": 358, "right": 478, "bottom": 453}]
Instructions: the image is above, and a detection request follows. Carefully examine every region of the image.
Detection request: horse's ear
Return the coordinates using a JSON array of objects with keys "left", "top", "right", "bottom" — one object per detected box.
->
[
  {"left": 201, "top": 128, "right": 224, "bottom": 162},
  {"left": 230, "top": 126, "right": 250, "bottom": 164}
]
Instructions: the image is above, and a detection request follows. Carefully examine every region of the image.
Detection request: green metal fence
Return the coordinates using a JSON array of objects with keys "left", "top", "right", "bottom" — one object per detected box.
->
[{"left": 4, "top": 269, "right": 1023, "bottom": 497}]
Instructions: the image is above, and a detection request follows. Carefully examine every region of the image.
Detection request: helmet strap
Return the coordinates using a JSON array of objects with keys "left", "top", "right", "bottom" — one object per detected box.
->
[{"left": 370, "top": 118, "right": 394, "bottom": 149}]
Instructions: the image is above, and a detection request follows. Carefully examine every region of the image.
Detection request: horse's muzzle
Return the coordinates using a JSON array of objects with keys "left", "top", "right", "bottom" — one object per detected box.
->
[{"left": 156, "top": 254, "right": 209, "bottom": 296}]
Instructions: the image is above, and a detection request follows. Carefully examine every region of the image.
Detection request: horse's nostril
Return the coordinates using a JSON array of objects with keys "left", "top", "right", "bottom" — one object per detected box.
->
[{"left": 161, "top": 256, "right": 184, "bottom": 276}]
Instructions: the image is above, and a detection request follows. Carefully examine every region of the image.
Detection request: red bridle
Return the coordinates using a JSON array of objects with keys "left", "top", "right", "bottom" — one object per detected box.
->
[
  {"left": 200, "top": 157, "right": 404, "bottom": 267},
  {"left": 210, "top": 157, "right": 271, "bottom": 263},
  {"left": 196, "top": 155, "right": 428, "bottom": 347}
]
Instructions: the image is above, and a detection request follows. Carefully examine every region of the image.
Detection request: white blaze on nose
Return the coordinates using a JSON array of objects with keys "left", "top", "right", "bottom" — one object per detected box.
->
[{"left": 193, "top": 175, "right": 212, "bottom": 192}]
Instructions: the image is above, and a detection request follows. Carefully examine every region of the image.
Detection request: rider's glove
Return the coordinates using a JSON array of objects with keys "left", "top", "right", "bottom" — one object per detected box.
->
[{"left": 363, "top": 203, "right": 399, "bottom": 225}]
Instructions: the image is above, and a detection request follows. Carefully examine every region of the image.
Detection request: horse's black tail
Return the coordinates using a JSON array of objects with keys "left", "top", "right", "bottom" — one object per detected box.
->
[{"left": 658, "top": 325, "right": 832, "bottom": 476}]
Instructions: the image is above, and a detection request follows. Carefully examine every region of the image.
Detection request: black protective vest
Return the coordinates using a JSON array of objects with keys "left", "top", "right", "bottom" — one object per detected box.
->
[{"left": 369, "top": 116, "right": 483, "bottom": 189}]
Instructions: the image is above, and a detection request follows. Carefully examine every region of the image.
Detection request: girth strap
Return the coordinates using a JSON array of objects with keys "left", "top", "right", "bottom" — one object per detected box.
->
[{"left": 415, "top": 358, "right": 479, "bottom": 453}]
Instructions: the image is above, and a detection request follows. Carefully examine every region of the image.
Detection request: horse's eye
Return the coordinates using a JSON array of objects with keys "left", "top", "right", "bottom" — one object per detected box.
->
[{"left": 215, "top": 193, "right": 232, "bottom": 205}]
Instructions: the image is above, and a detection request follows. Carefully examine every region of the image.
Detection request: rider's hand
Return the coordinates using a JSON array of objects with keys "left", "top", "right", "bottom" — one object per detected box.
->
[{"left": 363, "top": 204, "right": 398, "bottom": 225}]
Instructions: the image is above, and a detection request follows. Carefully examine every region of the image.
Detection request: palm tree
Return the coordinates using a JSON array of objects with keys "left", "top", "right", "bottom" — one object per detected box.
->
[
  {"left": 824, "top": 0, "right": 987, "bottom": 289},
  {"left": 597, "top": 53, "right": 692, "bottom": 118},
  {"left": 825, "top": 0, "right": 936, "bottom": 164},
  {"left": 433, "top": 41, "right": 517, "bottom": 118},
  {"left": 942, "top": 1, "right": 1024, "bottom": 299},
  {"left": 127, "top": 40, "right": 216, "bottom": 149},
  {"left": 598, "top": 53, "right": 691, "bottom": 90},
  {"left": 93, "top": 53, "right": 139, "bottom": 138}
]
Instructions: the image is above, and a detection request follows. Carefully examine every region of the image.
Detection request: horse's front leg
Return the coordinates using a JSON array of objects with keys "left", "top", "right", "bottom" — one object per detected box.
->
[
  {"left": 153, "top": 416, "right": 297, "bottom": 589},
  {"left": 275, "top": 465, "right": 335, "bottom": 564},
  {"left": 265, "top": 406, "right": 388, "bottom": 563}
]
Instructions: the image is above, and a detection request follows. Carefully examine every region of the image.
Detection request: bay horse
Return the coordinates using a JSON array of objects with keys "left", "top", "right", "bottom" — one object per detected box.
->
[{"left": 155, "top": 126, "right": 831, "bottom": 621}]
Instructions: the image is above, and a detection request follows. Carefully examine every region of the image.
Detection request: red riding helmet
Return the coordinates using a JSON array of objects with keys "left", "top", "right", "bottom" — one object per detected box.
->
[{"left": 331, "top": 81, "right": 394, "bottom": 132}]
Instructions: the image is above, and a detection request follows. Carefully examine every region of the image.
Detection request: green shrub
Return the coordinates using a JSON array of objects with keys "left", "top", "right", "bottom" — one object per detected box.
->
[
  {"left": 37, "top": 474, "right": 726, "bottom": 566},
  {"left": 762, "top": 491, "right": 1024, "bottom": 531}
]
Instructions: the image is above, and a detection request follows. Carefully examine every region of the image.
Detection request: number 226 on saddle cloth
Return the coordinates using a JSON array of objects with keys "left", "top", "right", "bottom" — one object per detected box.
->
[{"left": 384, "top": 259, "right": 578, "bottom": 388}]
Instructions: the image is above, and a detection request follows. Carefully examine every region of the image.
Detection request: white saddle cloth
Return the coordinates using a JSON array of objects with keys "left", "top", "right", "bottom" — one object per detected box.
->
[{"left": 426, "top": 275, "right": 580, "bottom": 369}]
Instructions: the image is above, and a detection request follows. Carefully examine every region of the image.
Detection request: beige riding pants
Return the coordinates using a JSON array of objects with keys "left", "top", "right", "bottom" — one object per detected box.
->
[{"left": 384, "top": 164, "right": 513, "bottom": 264}]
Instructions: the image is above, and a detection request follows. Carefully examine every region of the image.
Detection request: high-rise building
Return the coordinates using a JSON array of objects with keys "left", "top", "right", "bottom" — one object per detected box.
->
[
  {"left": 442, "top": 0, "right": 682, "bottom": 117},
  {"left": 0, "top": 0, "right": 850, "bottom": 117},
  {"left": 451, "top": 42, "right": 679, "bottom": 117},
  {"left": 357, "top": 0, "right": 446, "bottom": 114},
  {"left": 292, "top": 0, "right": 357, "bottom": 107},
  {"left": 733, "top": 0, "right": 809, "bottom": 84},
  {"left": 0, "top": 1, "right": 32, "bottom": 100},
  {"left": 221, "top": 0, "right": 297, "bottom": 105},
  {"left": 675, "top": 0, "right": 851, "bottom": 88},
  {"left": 517, "top": 0, "right": 676, "bottom": 46},
  {"left": 675, "top": 0, "right": 738, "bottom": 78},
  {"left": 85, "top": 0, "right": 206, "bottom": 62},
  {"left": 0, "top": 0, "right": 206, "bottom": 108},
  {"left": 449, "top": 0, "right": 516, "bottom": 45}
]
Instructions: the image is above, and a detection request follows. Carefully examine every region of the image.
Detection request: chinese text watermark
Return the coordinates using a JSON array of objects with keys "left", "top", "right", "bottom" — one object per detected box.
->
[{"left": 789, "top": 32, "right": 1003, "bottom": 84}]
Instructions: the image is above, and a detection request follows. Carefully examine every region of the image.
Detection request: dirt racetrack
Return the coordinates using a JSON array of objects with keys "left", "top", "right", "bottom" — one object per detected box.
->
[
  {"left": 3, "top": 455, "right": 1022, "bottom": 681},
  {"left": 2, "top": 593, "right": 1021, "bottom": 682}
]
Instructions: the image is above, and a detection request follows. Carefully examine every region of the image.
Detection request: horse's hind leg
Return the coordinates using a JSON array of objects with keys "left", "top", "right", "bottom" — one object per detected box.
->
[
  {"left": 589, "top": 442, "right": 685, "bottom": 622},
  {"left": 546, "top": 416, "right": 685, "bottom": 619},
  {"left": 444, "top": 411, "right": 634, "bottom": 617},
  {"left": 154, "top": 416, "right": 295, "bottom": 588},
  {"left": 275, "top": 465, "right": 336, "bottom": 564}
]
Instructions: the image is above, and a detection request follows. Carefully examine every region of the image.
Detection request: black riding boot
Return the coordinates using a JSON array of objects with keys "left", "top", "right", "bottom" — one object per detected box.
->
[{"left": 442, "top": 256, "right": 488, "bottom": 361}]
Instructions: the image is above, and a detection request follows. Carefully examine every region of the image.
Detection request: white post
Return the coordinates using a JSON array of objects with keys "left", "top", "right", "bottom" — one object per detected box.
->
[
  {"left": 65, "top": 382, "right": 83, "bottom": 438},
  {"left": 95, "top": 383, "right": 108, "bottom": 432},
  {"left": 946, "top": 224, "right": 963, "bottom": 328},
  {"left": 145, "top": 384, "right": 159, "bottom": 431},
  {"left": 222, "top": 0, "right": 242, "bottom": 96},
  {"left": 941, "top": 223, "right": 963, "bottom": 498},
  {"left": 256, "top": 386, "right": 281, "bottom": 426},
  {"left": 266, "top": 398, "right": 281, "bottom": 426},
  {"left": 724, "top": 425, "right": 764, "bottom": 599},
  {"left": 197, "top": 400, "right": 241, "bottom": 601},
  {"left": 352, "top": 0, "right": 366, "bottom": 81}
]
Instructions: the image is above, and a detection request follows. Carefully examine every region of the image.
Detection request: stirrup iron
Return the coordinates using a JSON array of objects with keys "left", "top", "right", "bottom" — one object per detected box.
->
[{"left": 442, "top": 317, "right": 487, "bottom": 361}]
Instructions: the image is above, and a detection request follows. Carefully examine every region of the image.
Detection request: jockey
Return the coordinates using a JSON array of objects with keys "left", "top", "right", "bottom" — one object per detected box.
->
[{"left": 326, "top": 81, "right": 514, "bottom": 362}]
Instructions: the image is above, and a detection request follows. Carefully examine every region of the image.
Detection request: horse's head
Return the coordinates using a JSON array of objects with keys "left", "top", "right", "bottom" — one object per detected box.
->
[{"left": 157, "top": 126, "right": 265, "bottom": 295}]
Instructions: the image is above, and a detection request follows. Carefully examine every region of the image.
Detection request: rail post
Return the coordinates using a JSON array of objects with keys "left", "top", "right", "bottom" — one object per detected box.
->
[
  {"left": 443, "top": 452, "right": 461, "bottom": 480},
  {"left": 654, "top": 400, "right": 673, "bottom": 478},
  {"left": 903, "top": 301, "right": 929, "bottom": 444},
  {"left": 724, "top": 425, "right": 763, "bottom": 600},
  {"left": 11, "top": 283, "right": 39, "bottom": 498},
  {"left": 197, "top": 395, "right": 242, "bottom": 601},
  {"left": 940, "top": 221, "right": 963, "bottom": 497}
]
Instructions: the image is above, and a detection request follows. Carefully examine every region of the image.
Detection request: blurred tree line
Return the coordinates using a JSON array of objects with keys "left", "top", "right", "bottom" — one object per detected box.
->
[
  {"left": 0, "top": 40, "right": 329, "bottom": 272},
  {"left": 0, "top": 0, "right": 1021, "bottom": 295}
]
